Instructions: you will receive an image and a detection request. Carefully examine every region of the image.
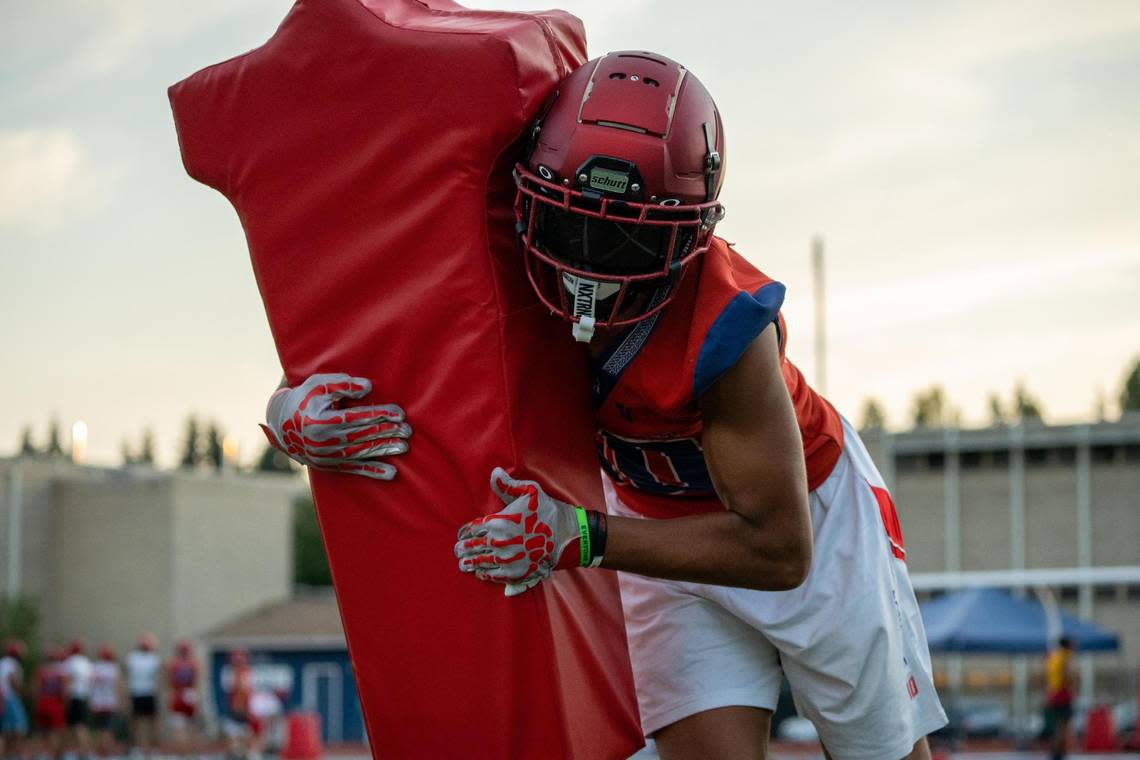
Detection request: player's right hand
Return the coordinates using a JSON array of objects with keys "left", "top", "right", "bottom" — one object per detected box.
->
[{"left": 260, "top": 373, "right": 411, "bottom": 480}]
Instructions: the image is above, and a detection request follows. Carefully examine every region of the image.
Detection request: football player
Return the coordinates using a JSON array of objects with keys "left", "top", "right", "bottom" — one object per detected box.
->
[
  {"left": 1, "top": 640, "right": 29, "bottom": 760},
  {"left": 62, "top": 640, "right": 93, "bottom": 760},
  {"left": 165, "top": 640, "right": 201, "bottom": 758},
  {"left": 124, "top": 633, "right": 160, "bottom": 759},
  {"left": 262, "top": 51, "right": 946, "bottom": 760},
  {"left": 33, "top": 645, "right": 66, "bottom": 760},
  {"left": 89, "top": 645, "right": 123, "bottom": 758}
]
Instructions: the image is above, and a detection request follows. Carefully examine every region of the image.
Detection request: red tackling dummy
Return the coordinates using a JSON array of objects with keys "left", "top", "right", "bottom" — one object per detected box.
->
[{"left": 168, "top": 1, "right": 642, "bottom": 757}]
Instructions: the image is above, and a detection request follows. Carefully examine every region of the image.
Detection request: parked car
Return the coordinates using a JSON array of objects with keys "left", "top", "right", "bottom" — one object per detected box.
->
[
  {"left": 932, "top": 698, "right": 1011, "bottom": 742},
  {"left": 959, "top": 698, "right": 1009, "bottom": 738},
  {"left": 1113, "top": 699, "right": 1137, "bottom": 738}
]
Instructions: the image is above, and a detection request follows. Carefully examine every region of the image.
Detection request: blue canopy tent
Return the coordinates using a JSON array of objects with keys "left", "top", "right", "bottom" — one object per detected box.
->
[{"left": 920, "top": 587, "right": 1120, "bottom": 654}]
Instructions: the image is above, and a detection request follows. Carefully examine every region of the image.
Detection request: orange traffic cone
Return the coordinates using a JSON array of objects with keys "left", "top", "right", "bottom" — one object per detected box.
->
[{"left": 283, "top": 712, "right": 323, "bottom": 760}]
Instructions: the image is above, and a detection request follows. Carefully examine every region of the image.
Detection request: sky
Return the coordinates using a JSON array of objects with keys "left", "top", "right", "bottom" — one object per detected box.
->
[{"left": 2, "top": 0, "right": 1138, "bottom": 467}]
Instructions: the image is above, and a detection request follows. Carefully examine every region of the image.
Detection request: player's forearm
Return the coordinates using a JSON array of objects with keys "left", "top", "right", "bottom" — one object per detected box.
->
[{"left": 600, "top": 508, "right": 811, "bottom": 591}]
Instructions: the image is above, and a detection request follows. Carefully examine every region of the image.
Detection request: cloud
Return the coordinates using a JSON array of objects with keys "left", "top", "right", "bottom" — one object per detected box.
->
[
  {"left": 64, "top": 0, "right": 270, "bottom": 78},
  {"left": 0, "top": 127, "right": 107, "bottom": 232},
  {"left": 2, "top": 0, "right": 284, "bottom": 102},
  {"left": 825, "top": 247, "right": 1139, "bottom": 338},
  {"left": 917, "top": 1, "right": 1140, "bottom": 71}
]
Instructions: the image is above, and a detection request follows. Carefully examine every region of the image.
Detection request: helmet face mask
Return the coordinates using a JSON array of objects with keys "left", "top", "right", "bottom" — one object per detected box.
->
[
  {"left": 514, "top": 51, "right": 726, "bottom": 341},
  {"left": 515, "top": 162, "right": 723, "bottom": 332}
]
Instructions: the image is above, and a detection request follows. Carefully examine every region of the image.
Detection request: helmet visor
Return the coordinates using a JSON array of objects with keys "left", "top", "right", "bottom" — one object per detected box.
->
[{"left": 532, "top": 202, "right": 694, "bottom": 276}]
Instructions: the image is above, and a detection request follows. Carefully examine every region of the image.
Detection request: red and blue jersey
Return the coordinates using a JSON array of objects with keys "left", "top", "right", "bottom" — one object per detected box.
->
[
  {"left": 593, "top": 236, "right": 843, "bottom": 519},
  {"left": 37, "top": 664, "right": 64, "bottom": 698},
  {"left": 169, "top": 658, "right": 198, "bottom": 689}
]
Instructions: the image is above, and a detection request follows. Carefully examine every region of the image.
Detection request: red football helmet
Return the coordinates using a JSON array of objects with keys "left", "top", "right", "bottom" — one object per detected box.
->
[
  {"left": 98, "top": 644, "right": 116, "bottom": 661},
  {"left": 515, "top": 50, "right": 726, "bottom": 342}
]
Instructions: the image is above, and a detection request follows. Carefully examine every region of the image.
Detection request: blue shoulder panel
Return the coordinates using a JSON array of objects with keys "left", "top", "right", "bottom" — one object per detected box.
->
[{"left": 692, "top": 281, "right": 786, "bottom": 398}]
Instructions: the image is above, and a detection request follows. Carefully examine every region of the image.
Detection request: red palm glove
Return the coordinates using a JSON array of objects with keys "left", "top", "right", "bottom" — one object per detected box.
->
[
  {"left": 260, "top": 373, "right": 411, "bottom": 480},
  {"left": 455, "top": 468, "right": 598, "bottom": 597}
]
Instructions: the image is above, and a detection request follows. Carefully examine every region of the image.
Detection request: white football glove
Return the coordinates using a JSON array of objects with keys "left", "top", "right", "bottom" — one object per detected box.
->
[{"left": 261, "top": 373, "right": 411, "bottom": 480}]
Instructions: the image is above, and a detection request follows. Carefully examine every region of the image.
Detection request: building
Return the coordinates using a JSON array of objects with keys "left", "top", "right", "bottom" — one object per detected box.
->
[
  {"left": 860, "top": 415, "right": 1140, "bottom": 721},
  {"left": 205, "top": 590, "right": 365, "bottom": 745},
  {"left": 0, "top": 456, "right": 301, "bottom": 656},
  {"left": 5, "top": 413, "right": 1137, "bottom": 738}
]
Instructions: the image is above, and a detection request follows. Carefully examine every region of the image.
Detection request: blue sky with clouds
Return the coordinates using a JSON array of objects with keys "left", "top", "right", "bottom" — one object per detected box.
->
[{"left": 2, "top": 0, "right": 1139, "bottom": 465}]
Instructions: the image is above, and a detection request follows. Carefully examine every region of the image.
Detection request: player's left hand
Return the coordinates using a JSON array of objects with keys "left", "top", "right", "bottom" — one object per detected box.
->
[{"left": 455, "top": 467, "right": 596, "bottom": 597}]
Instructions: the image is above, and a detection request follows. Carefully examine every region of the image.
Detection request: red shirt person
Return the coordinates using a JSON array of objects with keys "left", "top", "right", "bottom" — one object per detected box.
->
[
  {"left": 166, "top": 639, "right": 200, "bottom": 720},
  {"left": 34, "top": 646, "right": 67, "bottom": 733}
]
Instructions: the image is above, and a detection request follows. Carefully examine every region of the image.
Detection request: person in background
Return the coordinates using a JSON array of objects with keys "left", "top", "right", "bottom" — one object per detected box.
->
[
  {"left": 89, "top": 646, "right": 122, "bottom": 759},
  {"left": 1, "top": 640, "right": 29, "bottom": 760},
  {"left": 223, "top": 650, "right": 254, "bottom": 760},
  {"left": 33, "top": 646, "right": 67, "bottom": 760},
  {"left": 61, "top": 640, "right": 92, "bottom": 760},
  {"left": 247, "top": 688, "right": 285, "bottom": 757},
  {"left": 124, "top": 634, "right": 160, "bottom": 759},
  {"left": 165, "top": 640, "right": 200, "bottom": 758},
  {"left": 1045, "top": 636, "right": 1077, "bottom": 760}
]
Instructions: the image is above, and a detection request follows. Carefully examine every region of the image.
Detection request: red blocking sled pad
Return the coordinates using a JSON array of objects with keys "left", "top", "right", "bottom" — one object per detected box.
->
[{"left": 168, "top": 1, "right": 642, "bottom": 757}]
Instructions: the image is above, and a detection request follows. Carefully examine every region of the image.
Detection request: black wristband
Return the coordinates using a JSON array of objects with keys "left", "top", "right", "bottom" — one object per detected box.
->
[{"left": 586, "top": 510, "right": 608, "bottom": 567}]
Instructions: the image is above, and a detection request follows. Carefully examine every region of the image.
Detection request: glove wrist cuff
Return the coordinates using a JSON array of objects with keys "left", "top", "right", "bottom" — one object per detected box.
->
[{"left": 265, "top": 386, "right": 292, "bottom": 423}]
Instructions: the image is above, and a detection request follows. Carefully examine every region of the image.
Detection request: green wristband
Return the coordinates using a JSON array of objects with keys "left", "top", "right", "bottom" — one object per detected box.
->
[{"left": 575, "top": 507, "right": 591, "bottom": 567}]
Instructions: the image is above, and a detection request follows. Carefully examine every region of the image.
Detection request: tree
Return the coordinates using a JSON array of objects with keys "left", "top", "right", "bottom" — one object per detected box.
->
[
  {"left": 1013, "top": 382, "right": 1043, "bottom": 422},
  {"left": 257, "top": 444, "right": 296, "bottom": 474},
  {"left": 19, "top": 426, "right": 36, "bottom": 455},
  {"left": 120, "top": 440, "right": 135, "bottom": 467},
  {"left": 205, "top": 423, "right": 224, "bottom": 471},
  {"left": 859, "top": 398, "right": 887, "bottom": 430},
  {"left": 911, "top": 385, "right": 948, "bottom": 428},
  {"left": 1121, "top": 356, "right": 1140, "bottom": 414},
  {"left": 987, "top": 393, "right": 1007, "bottom": 426},
  {"left": 294, "top": 496, "right": 332, "bottom": 586},
  {"left": 46, "top": 418, "right": 64, "bottom": 457},
  {"left": 179, "top": 416, "right": 201, "bottom": 469},
  {"left": 138, "top": 429, "right": 155, "bottom": 465},
  {"left": 0, "top": 595, "right": 40, "bottom": 656}
]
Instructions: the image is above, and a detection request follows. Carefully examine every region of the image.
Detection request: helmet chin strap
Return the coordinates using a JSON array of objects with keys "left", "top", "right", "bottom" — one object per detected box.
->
[
  {"left": 572, "top": 316, "right": 596, "bottom": 343},
  {"left": 563, "top": 273, "right": 619, "bottom": 343}
]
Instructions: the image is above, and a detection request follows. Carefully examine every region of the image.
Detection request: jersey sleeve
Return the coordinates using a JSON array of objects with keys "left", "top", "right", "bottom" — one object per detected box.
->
[{"left": 690, "top": 245, "right": 786, "bottom": 398}]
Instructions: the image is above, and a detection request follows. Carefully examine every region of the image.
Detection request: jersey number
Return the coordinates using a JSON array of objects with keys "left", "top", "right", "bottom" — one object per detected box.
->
[{"left": 598, "top": 432, "right": 714, "bottom": 496}]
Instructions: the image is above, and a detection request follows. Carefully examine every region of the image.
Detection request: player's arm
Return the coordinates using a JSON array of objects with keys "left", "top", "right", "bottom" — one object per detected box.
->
[
  {"left": 456, "top": 324, "right": 813, "bottom": 594},
  {"left": 600, "top": 324, "right": 812, "bottom": 590}
]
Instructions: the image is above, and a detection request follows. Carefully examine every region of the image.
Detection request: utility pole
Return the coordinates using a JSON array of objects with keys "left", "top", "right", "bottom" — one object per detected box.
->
[
  {"left": 812, "top": 236, "right": 827, "bottom": 396},
  {"left": 6, "top": 464, "right": 23, "bottom": 596}
]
